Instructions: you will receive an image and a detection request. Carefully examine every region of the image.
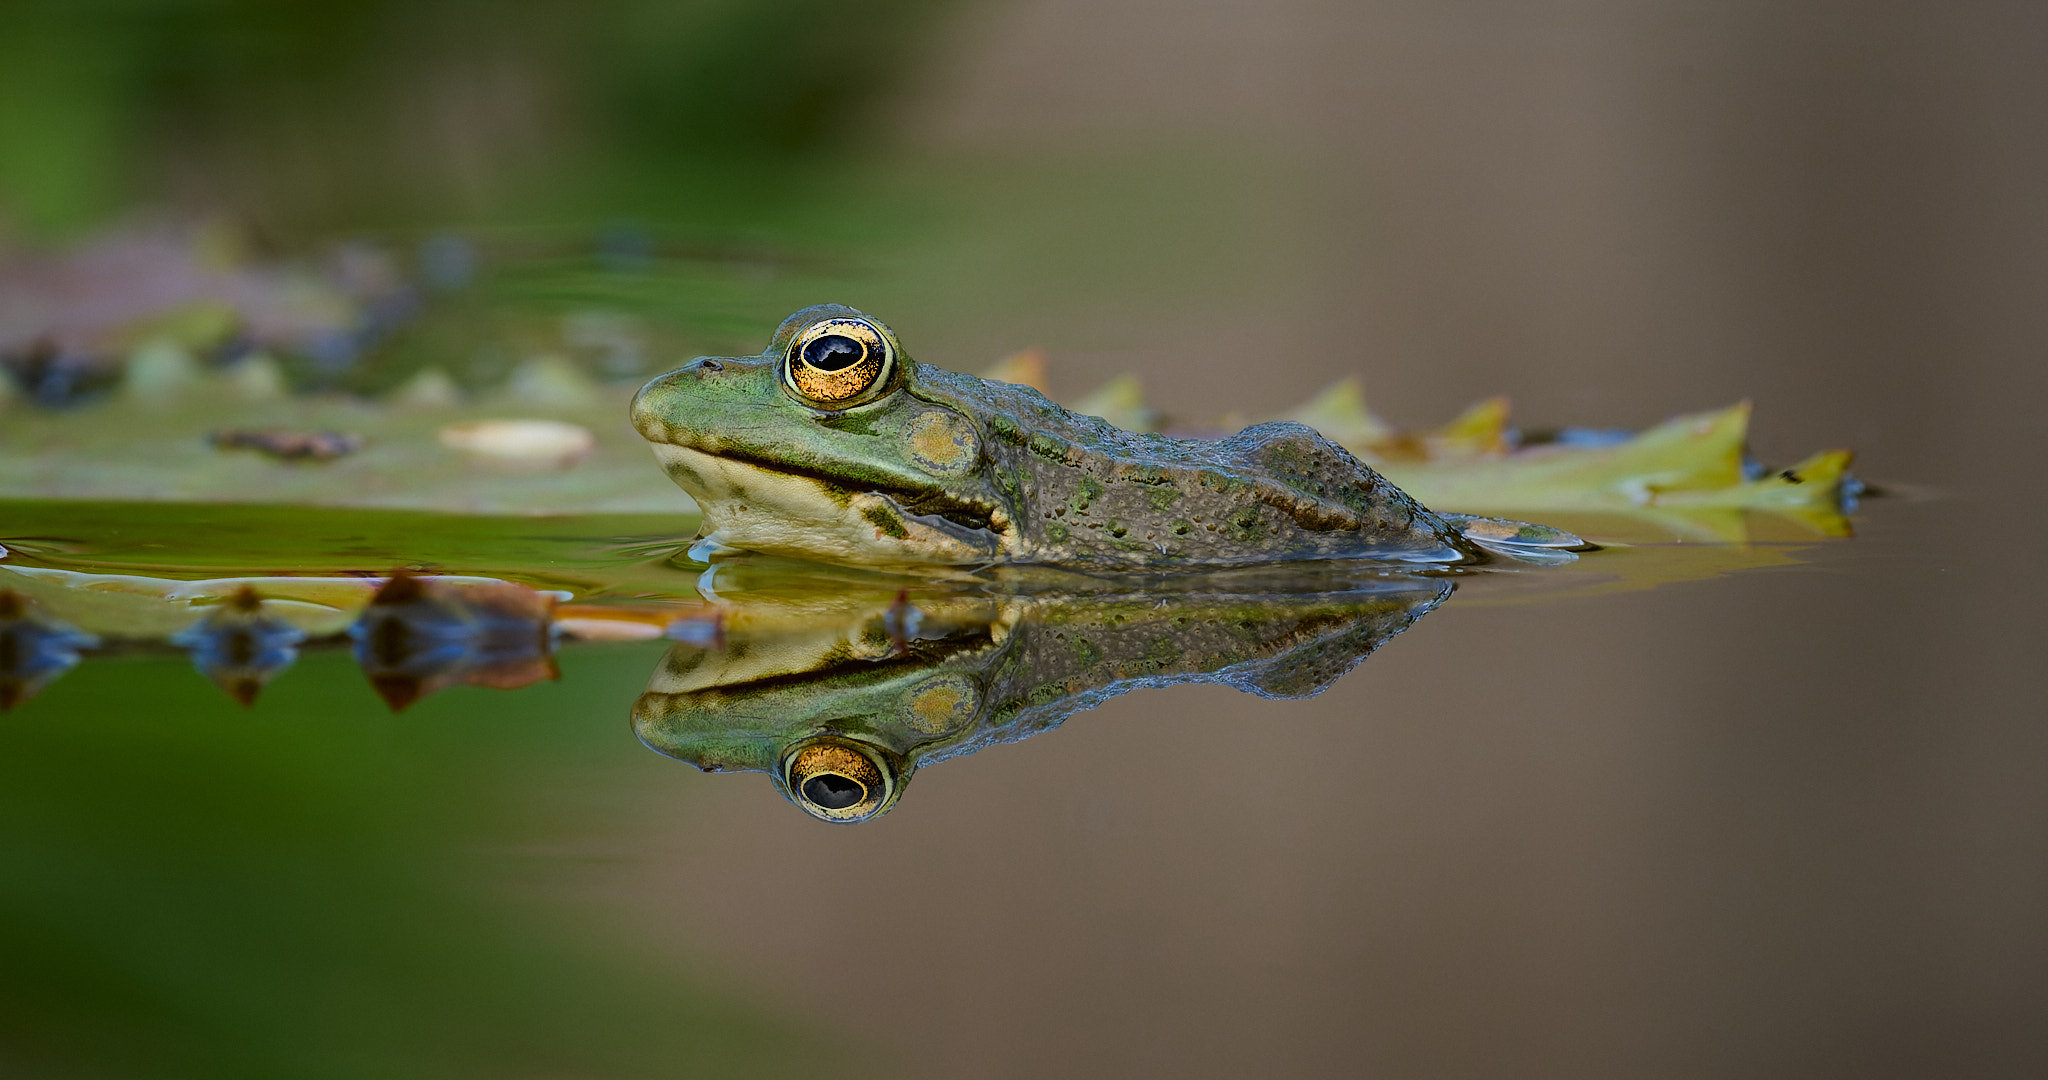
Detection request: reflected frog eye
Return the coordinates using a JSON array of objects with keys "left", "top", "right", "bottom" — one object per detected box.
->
[
  {"left": 782, "top": 318, "right": 896, "bottom": 407},
  {"left": 780, "top": 737, "right": 900, "bottom": 823}
]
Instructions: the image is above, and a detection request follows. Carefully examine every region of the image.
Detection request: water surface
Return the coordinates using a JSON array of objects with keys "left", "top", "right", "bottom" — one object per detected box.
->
[{"left": 6, "top": 488, "right": 2038, "bottom": 1077}]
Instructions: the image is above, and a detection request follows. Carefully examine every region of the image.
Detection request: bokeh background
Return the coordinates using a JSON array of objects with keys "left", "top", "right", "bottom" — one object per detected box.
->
[
  {"left": 3, "top": 2, "right": 2044, "bottom": 1077},
  {"left": 5, "top": 0, "right": 2043, "bottom": 476}
]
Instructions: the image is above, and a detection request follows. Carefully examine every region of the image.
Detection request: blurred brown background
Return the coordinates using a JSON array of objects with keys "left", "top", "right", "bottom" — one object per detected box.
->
[
  {"left": 894, "top": 0, "right": 2048, "bottom": 491},
  {"left": 601, "top": 4, "right": 2048, "bottom": 1076}
]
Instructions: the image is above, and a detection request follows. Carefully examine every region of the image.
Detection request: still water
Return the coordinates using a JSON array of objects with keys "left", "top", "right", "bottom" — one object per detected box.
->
[{"left": 4, "top": 487, "right": 2039, "bottom": 1077}]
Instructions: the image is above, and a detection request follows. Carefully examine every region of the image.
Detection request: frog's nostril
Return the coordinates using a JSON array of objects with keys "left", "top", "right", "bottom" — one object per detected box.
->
[{"left": 698, "top": 359, "right": 723, "bottom": 372}]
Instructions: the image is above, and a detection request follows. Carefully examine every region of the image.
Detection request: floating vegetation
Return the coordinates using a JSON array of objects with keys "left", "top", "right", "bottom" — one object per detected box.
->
[
  {"left": 437, "top": 419, "right": 597, "bottom": 469},
  {"left": 0, "top": 489, "right": 1838, "bottom": 729},
  {"left": 170, "top": 585, "right": 307, "bottom": 705},
  {"left": 0, "top": 223, "right": 417, "bottom": 406},
  {"left": 1417, "top": 413, "right": 1858, "bottom": 531},
  {"left": 350, "top": 572, "right": 561, "bottom": 712},
  {"left": 0, "top": 224, "right": 1863, "bottom": 542},
  {"left": 0, "top": 588, "right": 100, "bottom": 710},
  {"left": 1, "top": 546, "right": 603, "bottom": 713},
  {"left": 0, "top": 491, "right": 1859, "bottom": 829},
  {"left": 210, "top": 428, "right": 365, "bottom": 462},
  {"left": 996, "top": 365, "right": 1861, "bottom": 536}
]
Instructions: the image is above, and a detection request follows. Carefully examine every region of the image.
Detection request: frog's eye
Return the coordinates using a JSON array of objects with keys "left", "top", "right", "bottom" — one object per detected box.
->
[
  {"left": 782, "top": 317, "right": 896, "bottom": 407},
  {"left": 779, "top": 737, "right": 902, "bottom": 823}
]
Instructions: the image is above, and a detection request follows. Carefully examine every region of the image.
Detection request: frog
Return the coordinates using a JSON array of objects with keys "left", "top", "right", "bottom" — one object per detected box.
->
[
  {"left": 632, "top": 571, "right": 1454, "bottom": 823},
  {"left": 629, "top": 304, "right": 1585, "bottom": 569}
]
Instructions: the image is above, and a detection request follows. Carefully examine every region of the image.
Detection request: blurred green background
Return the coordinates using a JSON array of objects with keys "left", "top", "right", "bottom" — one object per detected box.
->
[
  {"left": 0, "top": 0, "right": 955, "bottom": 237},
  {"left": 0, "top": 645, "right": 866, "bottom": 1079},
  {"left": 0, "top": 0, "right": 1305, "bottom": 409}
]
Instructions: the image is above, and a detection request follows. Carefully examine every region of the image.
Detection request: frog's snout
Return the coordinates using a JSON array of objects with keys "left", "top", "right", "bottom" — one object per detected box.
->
[
  {"left": 630, "top": 359, "right": 722, "bottom": 442},
  {"left": 627, "top": 373, "right": 670, "bottom": 441}
]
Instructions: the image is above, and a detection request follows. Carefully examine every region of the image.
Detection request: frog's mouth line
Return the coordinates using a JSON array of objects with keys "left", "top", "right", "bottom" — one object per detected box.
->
[
  {"left": 655, "top": 440, "right": 1006, "bottom": 539},
  {"left": 652, "top": 631, "right": 999, "bottom": 703}
]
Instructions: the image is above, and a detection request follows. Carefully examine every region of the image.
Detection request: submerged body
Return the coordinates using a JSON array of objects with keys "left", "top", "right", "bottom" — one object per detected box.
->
[{"left": 630, "top": 305, "right": 1578, "bottom": 569}]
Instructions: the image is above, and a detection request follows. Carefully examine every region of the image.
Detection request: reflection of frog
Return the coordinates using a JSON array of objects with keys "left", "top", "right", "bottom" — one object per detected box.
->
[
  {"left": 630, "top": 305, "right": 1582, "bottom": 569},
  {"left": 631, "top": 572, "right": 1452, "bottom": 823}
]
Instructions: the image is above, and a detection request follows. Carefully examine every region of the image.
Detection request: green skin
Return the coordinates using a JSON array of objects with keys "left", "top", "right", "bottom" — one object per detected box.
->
[
  {"left": 631, "top": 575, "right": 1452, "bottom": 823},
  {"left": 630, "top": 304, "right": 1565, "bottom": 570}
]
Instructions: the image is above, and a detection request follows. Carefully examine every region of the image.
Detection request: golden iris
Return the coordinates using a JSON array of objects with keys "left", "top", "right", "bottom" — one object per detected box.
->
[
  {"left": 783, "top": 317, "right": 893, "bottom": 406},
  {"left": 782, "top": 739, "right": 895, "bottom": 823}
]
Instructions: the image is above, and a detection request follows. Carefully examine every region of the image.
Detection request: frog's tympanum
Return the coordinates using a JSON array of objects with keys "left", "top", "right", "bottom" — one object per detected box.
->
[
  {"left": 631, "top": 305, "right": 1584, "bottom": 569},
  {"left": 631, "top": 574, "right": 1452, "bottom": 823}
]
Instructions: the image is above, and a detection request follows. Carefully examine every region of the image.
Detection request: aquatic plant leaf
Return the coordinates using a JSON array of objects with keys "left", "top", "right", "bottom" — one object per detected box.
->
[
  {"left": 3, "top": 320, "right": 1855, "bottom": 544},
  {"left": 0, "top": 588, "right": 100, "bottom": 709},
  {"left": 348, "top": 572, "right": 560, "bottom": 712},
  {"left": 1071, "top": 373, "right": 1161, "bottom": 432},
  {"left": 0, "top": 365, "right": 680, "bottom": 515},
  {"left": 1428, "top": 395, "right": 1513, "bottom": 457},
  {"left": 980, "top": 348, "right": 1050, "bottom": 391},
  {"left": 169, "top": 585, "right": 307, "bottom": 706},
  {"left": 1281, "top": 377, "right": 1395, "bottom": 449},
  {"left": 1267, "top": 394, "right": 1853, "bottom": 538},
  {"left": 1368, "top": 402, "right": 1853, "bottom": 531}
]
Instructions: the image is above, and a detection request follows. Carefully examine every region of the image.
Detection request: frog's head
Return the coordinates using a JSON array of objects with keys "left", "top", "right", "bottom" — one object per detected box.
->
[
  {"left": 631, "top": 304, "right": 1010, "bottom": 565},
  {"left": 632, "top": 628, "right": 992, "bottom": 824}
]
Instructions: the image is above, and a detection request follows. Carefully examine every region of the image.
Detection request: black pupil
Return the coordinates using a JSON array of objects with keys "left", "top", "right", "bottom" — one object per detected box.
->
[
  {"left": 803, "top": 773, "right": 865, "bottom": 810},
  {"left": 803, "top": 335, "right": 865, "bottom": 371}
]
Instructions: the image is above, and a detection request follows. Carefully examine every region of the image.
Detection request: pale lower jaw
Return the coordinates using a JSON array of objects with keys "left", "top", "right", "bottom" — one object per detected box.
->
[{"left": 647, "top": 443, "right": 1001, "bottom": 567}]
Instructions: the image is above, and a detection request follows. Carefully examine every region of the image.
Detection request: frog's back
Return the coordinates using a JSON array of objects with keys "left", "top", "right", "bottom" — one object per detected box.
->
[{"left": 915, "top": 367, "right": 1469, "bottom": 568}]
